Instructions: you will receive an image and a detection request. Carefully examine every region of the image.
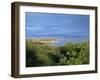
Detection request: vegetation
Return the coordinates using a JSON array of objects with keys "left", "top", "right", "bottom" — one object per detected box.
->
[{"left": 26, "top": 39, "right": 89, "bottom": 67}]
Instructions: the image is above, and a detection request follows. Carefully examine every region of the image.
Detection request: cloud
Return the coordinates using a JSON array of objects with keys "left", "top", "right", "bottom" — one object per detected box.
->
[
  {"left": 26, "top": 26, "right": 44, "bottom": 31},
  {"left": 26, "top": 12, "right": 89, "bottom": 39}
]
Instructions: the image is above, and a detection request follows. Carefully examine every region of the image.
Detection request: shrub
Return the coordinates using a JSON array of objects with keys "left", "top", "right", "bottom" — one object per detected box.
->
[{"left": 26, "top": 39, "right": 89, "bottom": 67}]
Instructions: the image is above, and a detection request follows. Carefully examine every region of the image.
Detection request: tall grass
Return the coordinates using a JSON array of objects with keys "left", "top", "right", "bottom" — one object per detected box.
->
[{"left": 26, "top": 40, "right": 89, "bottom": 67}]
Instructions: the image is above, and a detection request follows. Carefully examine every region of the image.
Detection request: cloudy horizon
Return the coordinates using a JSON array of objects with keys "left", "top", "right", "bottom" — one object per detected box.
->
[{"left": 25, "top": 12, "right": 89, "bottom": 45}]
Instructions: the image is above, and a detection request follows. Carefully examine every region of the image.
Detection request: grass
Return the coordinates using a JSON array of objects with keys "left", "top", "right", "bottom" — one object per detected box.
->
[{"left": 26, "top": 39, "right": 89, "bottom": 67}]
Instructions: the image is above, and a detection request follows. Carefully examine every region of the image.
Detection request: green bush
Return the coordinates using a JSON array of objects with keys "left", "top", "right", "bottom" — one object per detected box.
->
[
  {"left": 58, "top": 42, "right": 89, "bottom": 65},
  {"left": 26, "top": 40, "right": 89, "bottom": 67}
]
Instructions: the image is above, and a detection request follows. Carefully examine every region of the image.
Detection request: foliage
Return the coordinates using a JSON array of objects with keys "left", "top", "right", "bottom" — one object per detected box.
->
[
  {"left": 26, "top": 40, "right": 89, "bottom": 67},
  {"left": 58, "top": 42, "right": 89, "bottom": 65}
]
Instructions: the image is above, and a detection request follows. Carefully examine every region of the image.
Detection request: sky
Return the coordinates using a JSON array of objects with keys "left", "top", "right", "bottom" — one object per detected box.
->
[{"left": 25, "top": 12, "right": 89, "bottom": 43}]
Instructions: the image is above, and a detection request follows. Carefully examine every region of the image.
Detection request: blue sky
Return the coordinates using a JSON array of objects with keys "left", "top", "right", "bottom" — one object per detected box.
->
[{"left": 25, "top": 12, "right": 89, "bottom": 41}]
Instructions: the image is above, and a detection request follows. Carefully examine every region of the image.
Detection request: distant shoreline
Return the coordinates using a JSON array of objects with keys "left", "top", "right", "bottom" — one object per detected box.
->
[{"left": 26, "top": 38, "right": 89, "bottom": 47}]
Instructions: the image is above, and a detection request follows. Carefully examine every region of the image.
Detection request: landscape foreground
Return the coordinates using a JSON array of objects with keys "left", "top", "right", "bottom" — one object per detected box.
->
[{"left": 26, "top": 39, "right": 89, "bottom": 67}]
